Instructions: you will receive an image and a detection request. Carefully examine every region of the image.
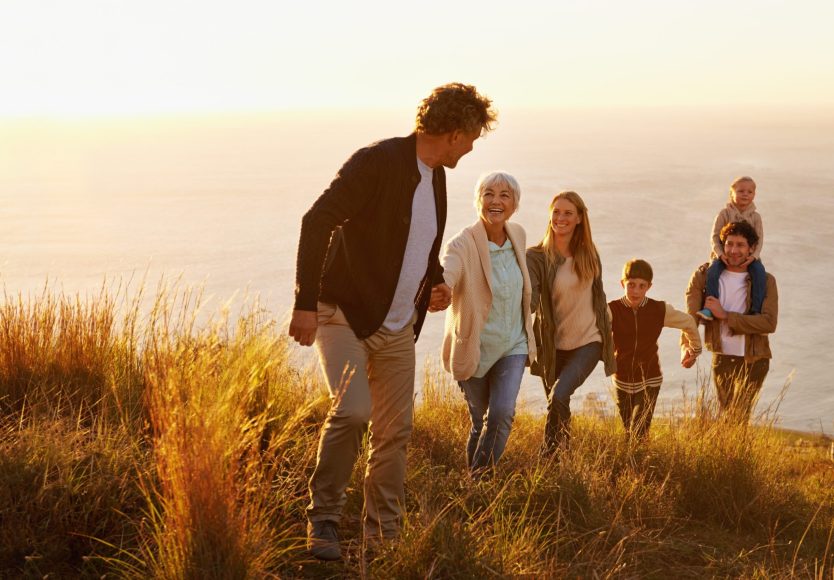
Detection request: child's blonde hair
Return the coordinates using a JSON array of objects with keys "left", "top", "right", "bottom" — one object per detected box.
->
[
  {"left": 537, "top": 190, "right": 600, "bottom": 284},
  {"left": 729, "top": 176, "right": 756, "bottom": 201}
]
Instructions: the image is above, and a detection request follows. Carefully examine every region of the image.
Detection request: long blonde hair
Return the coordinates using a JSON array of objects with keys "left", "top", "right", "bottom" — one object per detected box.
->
[{"left": 537, "top": 191, "right": 600, "bottom": 283}]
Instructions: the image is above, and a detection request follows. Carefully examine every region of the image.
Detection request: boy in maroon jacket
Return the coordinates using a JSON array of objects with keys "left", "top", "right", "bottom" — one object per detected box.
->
[{"left": 609, "top": 259, "right": 702, "bottom": 438}]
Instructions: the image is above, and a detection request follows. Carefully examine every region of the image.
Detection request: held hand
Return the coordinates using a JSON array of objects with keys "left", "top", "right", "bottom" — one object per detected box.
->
[
  {"left": 681, "top": 349, "right": 698, "bottom": 368},
  {"left": 289, "top": 309, "right": 318, "bottom": 347},
  {"left": 720, "top": 254, "right": 730, "bottom": 266},
  {"left": 429, "top": 283, "right": 452, "bottom": 312},
  {"left": 703, "top": 296, "right": 728, "bottom": 320}
]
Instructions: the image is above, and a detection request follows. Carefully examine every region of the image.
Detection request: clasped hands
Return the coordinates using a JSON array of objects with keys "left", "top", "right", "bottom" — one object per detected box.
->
[
  {"left": 681, "top": 349, "right": 698, "bottom": 369},
  {"left": 429, "top": 283, "right": 451, "bottom": 313},
  {"left": 290, "top": 283, "right": 452, "bottom": 347}
]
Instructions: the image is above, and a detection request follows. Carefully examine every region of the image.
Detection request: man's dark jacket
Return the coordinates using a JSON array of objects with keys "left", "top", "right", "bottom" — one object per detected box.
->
[{"left": 294, "top": 133, "right": 446, "bottom": 340}]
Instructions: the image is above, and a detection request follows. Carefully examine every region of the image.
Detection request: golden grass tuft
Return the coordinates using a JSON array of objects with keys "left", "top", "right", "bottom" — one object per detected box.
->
[{"left": 0, "top": 283, "right": 832, "bottom": 577}]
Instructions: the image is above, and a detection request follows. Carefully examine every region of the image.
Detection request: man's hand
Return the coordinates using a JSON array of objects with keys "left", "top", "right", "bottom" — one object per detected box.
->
[
  {"left": 704, "top": 296, "right": 728, "bottom": 320},
  {"left": 429, "top": 283, "right": 452, "bottom": 313},
  {"left": 681, "top": 349, "right": 698, "bottom": 368},
  {"left": 289, "top": 310, "right": 318, "bottom": 346}
]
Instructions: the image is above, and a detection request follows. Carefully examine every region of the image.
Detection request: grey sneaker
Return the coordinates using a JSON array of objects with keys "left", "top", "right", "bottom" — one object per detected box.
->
[{"left": 307, "top": 520, "right": 341, "bottom": 561}]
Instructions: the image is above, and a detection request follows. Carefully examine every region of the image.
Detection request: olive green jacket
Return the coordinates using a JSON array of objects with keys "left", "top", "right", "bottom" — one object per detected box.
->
[{"left": 526, "top": 246, "right": 616, "bottom": 389}]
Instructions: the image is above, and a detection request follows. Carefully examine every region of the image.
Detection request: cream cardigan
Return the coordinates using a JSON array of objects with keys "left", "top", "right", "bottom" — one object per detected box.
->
[{"left": 440, "top": 220, "right": 537, "bottom": 381}]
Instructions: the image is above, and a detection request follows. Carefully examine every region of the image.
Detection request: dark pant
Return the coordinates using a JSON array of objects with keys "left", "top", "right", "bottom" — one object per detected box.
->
[
  {"left": 542, "top": 342, "right": 601, "bottom": 452},
  {"left": 616, "top": 386, "right": 661, "bottom": 439},
  {"left": 705, "top": 257, "right": 767, "bottom": 314},
  {"left": 712, "top": 354, "right": 770, "bottom": 423}
]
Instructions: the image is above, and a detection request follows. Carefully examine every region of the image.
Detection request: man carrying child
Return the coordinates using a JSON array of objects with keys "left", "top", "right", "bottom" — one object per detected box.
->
[{"left": 686, "top": 221, "right": 779, "bottom": 423}]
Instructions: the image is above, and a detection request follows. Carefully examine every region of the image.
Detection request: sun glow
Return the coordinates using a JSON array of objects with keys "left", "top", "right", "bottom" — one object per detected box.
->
[{"left": 2, "top": 0, "right": 834, "bottom": 118}]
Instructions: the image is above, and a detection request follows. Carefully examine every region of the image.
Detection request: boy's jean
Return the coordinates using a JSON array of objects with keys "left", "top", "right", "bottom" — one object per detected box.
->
[
  {"left": 458, "top": 354, "right": 526, "bottom": 473},
  {"left": 543, "top": 341, "right": 601, "bottom": 452},
  {"left": 705, "top": 257, "right": 767, "bottom": 314},
  {"left": 616, "top": 386, "right": 661, "bottom": 439}
]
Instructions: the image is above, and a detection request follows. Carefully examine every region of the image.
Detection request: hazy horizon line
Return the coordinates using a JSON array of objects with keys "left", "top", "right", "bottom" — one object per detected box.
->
[{"left": 4, "top": 102, "right": 834, "bottom": 124}]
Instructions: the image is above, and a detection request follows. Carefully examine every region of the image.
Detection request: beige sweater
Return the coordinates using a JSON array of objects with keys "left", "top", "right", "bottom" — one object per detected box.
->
[
  {"left": 551, "top": 258, "right": 602, "bottom": 350},
  {"left": 711, "top": 202, "right": 764, "bottom": 259},
  {"left": 441, "top": 220, "right": 537, "bottom": 380}
]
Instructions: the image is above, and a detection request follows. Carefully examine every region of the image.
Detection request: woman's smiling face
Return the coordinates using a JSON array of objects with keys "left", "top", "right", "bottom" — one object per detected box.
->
[
  {"left": 478, "top": 182, "right": 516, "bottom": 227},
  {"left": 550, "top": 197, "right": 581, "bottom": 239}
]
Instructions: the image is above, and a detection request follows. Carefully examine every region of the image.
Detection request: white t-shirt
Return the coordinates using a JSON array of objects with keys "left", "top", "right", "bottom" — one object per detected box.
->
[
  {"left": 382, "top": 157, "right": 437, "bottom": 331},
  {"left": 718, "top": 270, "right": 748, "bottom": 356}
]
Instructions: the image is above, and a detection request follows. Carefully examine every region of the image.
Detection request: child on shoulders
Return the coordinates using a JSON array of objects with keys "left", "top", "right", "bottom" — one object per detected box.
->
[{"left": 697, "top": 176, "right": 766, "bottom": 320}]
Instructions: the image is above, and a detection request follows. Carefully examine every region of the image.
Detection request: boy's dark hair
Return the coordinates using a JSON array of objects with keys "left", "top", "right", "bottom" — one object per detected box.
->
[
  {"left": 622, "top": 259, "right": 653, "bottom": 283},
  {"left": 415, "top": 83, "right": 497, "bottom": 135},
  {"left": 720, "top": 220, "right": 759, "bottom": 247}
]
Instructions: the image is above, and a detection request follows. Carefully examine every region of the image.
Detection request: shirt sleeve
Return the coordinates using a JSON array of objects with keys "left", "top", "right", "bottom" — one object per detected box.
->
[
  {"left": 664, "top": 303, "right": 702, "bottom": 354},
  {"left": 685, "top": 266, "right": 706, "bottom": 318},
  {"left": 293, "top": 147, "right": 379, "bottom": 312},
  {"left": 526, "top": 249, "right": 544, "bottom": 314},
  {"left": 752, "top": 212, "right": 764, "bottom": 259},
  {"left": 441, "top": 234, "right": 467, "bottom": 289},
  {"left": 711, "top": 209, "right": 729, "bottom": 257}
]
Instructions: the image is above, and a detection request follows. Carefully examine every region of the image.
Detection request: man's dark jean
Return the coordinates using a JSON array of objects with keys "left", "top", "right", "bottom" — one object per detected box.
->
[{"left": 712, "top": 353, "right": 770, "bottom": 422}]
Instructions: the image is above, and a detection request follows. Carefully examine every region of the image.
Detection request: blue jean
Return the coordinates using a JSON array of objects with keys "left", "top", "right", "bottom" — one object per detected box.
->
[
  {"left": 543, "top": 342, "right": 601, "bottom": 451},
  {"left": 458, "top": 354, "right": 526, "bottom": 473},
  {"left": 705, "top": 257, "right": 767, "bottom": 314}
]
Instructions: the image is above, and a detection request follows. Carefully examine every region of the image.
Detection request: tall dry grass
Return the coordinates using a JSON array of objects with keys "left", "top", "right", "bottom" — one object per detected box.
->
[
  {"left": 0, "top": 283, "right": 832, "bottom": 577},
  {"left": 0, "top": 282, "right": 144, "bottom": 424},
  {"left": 0, "top": 282, "right": 324, "bottom": 577},
  {"left": 381, "top": 372, "right": 834, "bottom": 578}
]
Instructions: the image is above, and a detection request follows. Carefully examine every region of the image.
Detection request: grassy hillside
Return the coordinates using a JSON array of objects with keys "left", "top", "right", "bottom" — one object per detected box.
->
[{"left": 1, "top": 285, "right": 832, "bottom": 578}]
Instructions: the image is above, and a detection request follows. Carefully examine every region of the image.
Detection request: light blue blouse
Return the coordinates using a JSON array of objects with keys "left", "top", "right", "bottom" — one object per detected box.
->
[{"left": 474, "top": 238, "right": 528, "bottom": 378}]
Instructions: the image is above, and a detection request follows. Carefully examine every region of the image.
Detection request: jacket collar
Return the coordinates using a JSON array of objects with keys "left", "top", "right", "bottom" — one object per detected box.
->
[
  {"left": 726, "top": 200, "right": 757, "bottom": 217},
  {"left": 468, "top": 220, "right": 523, "bottom": 292},
  {"left": 619, "top": 295, "right": 648, "bottom": 309}
]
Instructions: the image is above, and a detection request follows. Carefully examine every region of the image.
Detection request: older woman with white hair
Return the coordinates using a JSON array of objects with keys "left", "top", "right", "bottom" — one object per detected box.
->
[{"left": 438, "top": 171, "right": 536, "bottom": 476}]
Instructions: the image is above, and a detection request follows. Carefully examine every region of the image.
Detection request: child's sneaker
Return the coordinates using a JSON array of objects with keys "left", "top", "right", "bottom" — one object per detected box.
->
[{"left": 696, "top": 308, "right": 714, "bottom": 321}]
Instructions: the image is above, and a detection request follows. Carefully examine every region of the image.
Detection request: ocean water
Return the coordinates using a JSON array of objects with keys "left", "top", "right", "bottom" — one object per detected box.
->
[{"left": 1, "top": 107, "right": 832, "bottom": 432}]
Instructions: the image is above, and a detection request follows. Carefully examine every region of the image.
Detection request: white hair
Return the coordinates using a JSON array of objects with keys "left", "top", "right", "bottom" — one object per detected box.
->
[{"left": 473, "top": 171, "right": 521, "bottom": 212}]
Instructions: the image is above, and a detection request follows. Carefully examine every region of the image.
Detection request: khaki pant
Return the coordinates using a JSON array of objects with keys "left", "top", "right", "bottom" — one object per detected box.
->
[
  {"left": 307, "top": 303, "right": 416, "bottom": 539},
  {"left": 712, "top": 354, "right": 770, "bottom": 423}
]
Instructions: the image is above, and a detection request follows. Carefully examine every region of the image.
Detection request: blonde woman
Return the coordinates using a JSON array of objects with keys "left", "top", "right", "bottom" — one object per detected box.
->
[
  {"left": 439, "top": 171, "right": 536, "bottom": 475},
  {"left": 526, "top": 191, "right": 615, "bottom": 454}
]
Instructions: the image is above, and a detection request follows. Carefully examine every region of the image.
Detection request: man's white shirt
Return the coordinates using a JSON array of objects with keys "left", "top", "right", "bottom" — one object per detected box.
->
[
  {"left": 718, "top": 270, "right": 748, "bottom": 356},
  {"left": 382, "top": 157, "right": 437, "bottom": 331}
]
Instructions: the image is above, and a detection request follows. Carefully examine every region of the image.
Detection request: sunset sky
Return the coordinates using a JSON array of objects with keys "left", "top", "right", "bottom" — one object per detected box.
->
[{"left": 2, "top": 0, "right": 833, "bottom": 117}]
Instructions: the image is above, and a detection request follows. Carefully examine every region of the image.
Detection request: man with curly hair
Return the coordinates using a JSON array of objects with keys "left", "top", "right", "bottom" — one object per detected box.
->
[
  {"left": 686, "top": 221, "right": 779, "bottom": 423},
  {"left": 290, "top": 83, "right": 496, "bottom": 560}
]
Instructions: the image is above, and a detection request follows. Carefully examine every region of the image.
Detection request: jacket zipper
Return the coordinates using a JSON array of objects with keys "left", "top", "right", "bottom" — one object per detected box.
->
[{"left": 632, "top": 307, "right": 639, "bottom": 380}]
